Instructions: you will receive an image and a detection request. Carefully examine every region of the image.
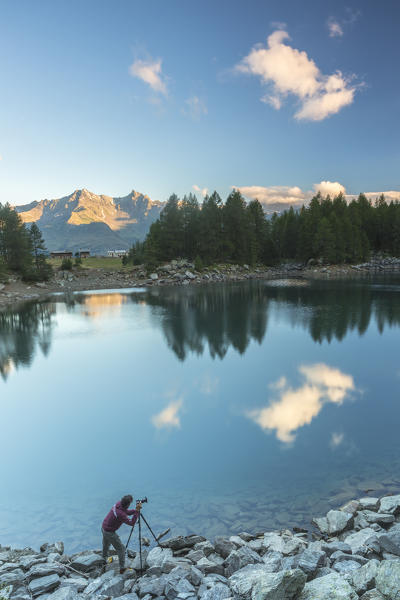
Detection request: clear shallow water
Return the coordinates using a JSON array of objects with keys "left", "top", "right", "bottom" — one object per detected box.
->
[{"left": 1, "top": 278, "right": 399, "bottom": 553}]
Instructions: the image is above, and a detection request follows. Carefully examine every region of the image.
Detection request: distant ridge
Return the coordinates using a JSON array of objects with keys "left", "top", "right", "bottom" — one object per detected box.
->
[{"left": 15, "top": 188, "right": 164, "bottom": 254}]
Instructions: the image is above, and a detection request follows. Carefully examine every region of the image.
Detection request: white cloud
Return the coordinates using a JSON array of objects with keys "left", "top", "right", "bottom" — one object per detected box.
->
[
  {"left": 313, "top": 181, "right": 346, "bottom": 197},
  {"left": 129, "top": 58, "right": 167, "bottom": 95},
  {"left": 236, "top": 29, "right": 357, "bottom": 121},
  {"left": 233, "top": 185, "right": 305, "bottom": 206},
  {"left": 193, "top": 184, "right": 209, "bottom": 197},
  {"left": 346, "top": 191, "right": 400, "bottom": 203},
  {"left": 184, "top": 95, "right": 208, "bottom": 119},
  {"left": 151, "top": 399, "right": 183, "bottom": 429},
  {"left": 327, "top": 18, "right": 344, "bottom": 38},
  {"left": 330, "top": 432, "right": 344, "bottom": 448},
  {"left": 246, "top": 363, "right": 355, "bottom": 443}
]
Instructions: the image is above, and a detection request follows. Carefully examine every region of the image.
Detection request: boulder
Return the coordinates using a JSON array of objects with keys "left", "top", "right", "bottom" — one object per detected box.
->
[
  {"left": 229, "top": 564, "right": 271, "bottom": 599},
  {"left": 132, "top": 549, "right": 148, "bottom": 570},
  {"left": 19, "top": 556, "right": 48, "bottom": 570},
  {"left": 27, "top": 564, "right": 65, "bottom": 580},
  {"left": 165, "top": 577, "right": 195, "bottom": 600},
  {"left": 201, "top": 583, "right": 231, "bottom": 600},
  {"left": 343, "top": 528, "right": 379, "bottom": 555},
  {"left": 214, "top": 537, "right": 236, "bottom": 559},
  {"left": 59, "top": 576, "right": 88, "bottom": 592},
  {"left": 0, "top": 570, "right": 25, "bottom": 586},
  {"left": 313, "top": 510, "right": 353, "bottom": 535},
  {"left": 379, "top": 494, "right": 400, "bottom": 514},
  {"left": 150, "top": 273, "right": 158, "bottom": 280},
  {"left": 138, "top": 575, "right": 167, "bottom": 597},
  {"left": 360, "top": 510, "right": 395, "bottom": 525},
  {"left": 359, "top": 498, "right": 380, "bottom": 511},
  {"left": 341, "top": 500, "right": 360, "bottom": 515},
  {"left": 333, "top": 560, "right": 361, "bottom": 574},
  {"left": 297, "top": 549, "right": 326, "bottom": 577},
  {"left": 251, "top": 569, "right": 306, "bottom": 600},
  {"left": 188, "top": 565, "right": 203, "bottom": 586},
  {"left": 224, "top": 546, "right": 263, "bottom": 577},
  {"left": 46, "top": 588, "right": 80, "bottom": 600},
  {"left": 70, "top": 553, "right": 104, "bottom": 572},
  {"left": 28, "top": 574, "right": 60, "bottom": 597},
  {"left": 298, "top": 572, "right": 358, "bottom": 600},
  {"left": 186, "top": 549, "right": 205, "bottom": 563},
  {"left": 375, "top": 559, "right": 400, "bottom": 598},
  {"left": 321, "top": 542, "right": 352, "bottom": 556},
  {"left": 146, "top": 547, "right": 173, "bottom": 568},
  {"left": 262, "top": 552, "right": 283, "bottom": 573},
  {"left": 162, "top": 535, "right": 205, "bottom": 551},
  {"left": 197, "top": 557, "right": 224, "bottom": 576},
  {"left": 262, "top": 534, "right": 284, "bottom": 553},
  {"left": 349, "top": 559, "right": 379, "bottom": 595},
  {"left": 230, "top": 536, "right": 247, "bottom": 548},
  {"left": 378, "top": 523, "right": 400, "bottom": 556},
  {"left": 194, "top": 541, "right": 215, "bottom": 557},
  {"left": 359, "top": 590, "right": 385, "bottom": 600},
  {"left": 0, "top": 585, "right": 12, "bottom": 600}
]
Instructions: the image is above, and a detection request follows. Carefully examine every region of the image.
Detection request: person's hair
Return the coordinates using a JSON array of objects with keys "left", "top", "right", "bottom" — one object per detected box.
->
[{"left": 121, "top": 495, "right": 133, "bottom": 509}]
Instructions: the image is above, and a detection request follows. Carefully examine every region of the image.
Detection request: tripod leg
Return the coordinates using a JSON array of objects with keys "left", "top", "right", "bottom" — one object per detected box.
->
[
  {"left": 140, "top": 513, "right": 162, "bottom": 547},
  {"left": 139, "top": 513, "right": 143, "bottom": 574}
]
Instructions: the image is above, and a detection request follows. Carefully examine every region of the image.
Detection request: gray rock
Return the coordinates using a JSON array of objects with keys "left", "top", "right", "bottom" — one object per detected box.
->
[
  {"left": 297, "top": 549, "right": 326, "bottom": 577},
  {"left": 0, "top": 570, "right": 25, "bottom": 586},
  {"left": 251, "top": 568, "right": 306, "bottom": 600},
  {"left": 113, "top": 594, "right": 139, "bottom": 600},
  {"left": 165, "top": 577, "right": 195, "bottom": 600},
  {"left": 27, "top": 564, "right": 65, "bottom": 580},
  {"left": 9, "top": 588, "right": 31, "bottom": 600},
  {"left": 18, "top": 556, "right": 48, "bottom": 571},
  {"left": 45, "top": 588, "right": 79, "bottom": 600},
  {"left": 146, "top": 566, "right": 163, "bottom": 577},
  {"left": 207, "top": 553, "right": 224, "bottom": 566},
  {"left": 186, "top": 550, "right": 204, "bottom": 563},
  {"left": 229, "top": 536, "right": 247, "bottom": 548},
  {"left": 340, "top": 500, "right": 360, "bottom": 515},
  {"left": 262, "top": 534, "right": 284, "bottom": 553},
  {"left": 359, "top": 590, "right": 385, "bottom": 600},
  {"left": 321, "top": 542, "right": 352, "bottom": 556},
  {"left": 262, "top": 552, "right": 282, "bottom": 573},
  {"left": 28, "top": 574, "right": 60, "bottom": 597},
  {"left": 359, "top": 498, "right": 380, "bottom": 511},
  {"left": 162, "top": 536, "right": 205, "bottom": 551},
  {"left": 194, "top": 542, "right": 215, "bottom": 557},
  {"left": 313, "top": 510, "right": 353, "bottom": 535},
  {"left": 83, "top": 571, "right": 115, "bottom": 595},
  {"left": 379, "top": 494, "right": 400, "bottom": 514},
  {"left": 150, "top": 273, "right": 158, "bottom": 280},
  {"left": 248, "top": 540, "right": 264, "bottom": 553},
  {"left": 196, "top": 557, "right": 224, "bottom": 576},
  {"left": 349, "top": 559, "right": 379, "bottom": 595},
  {"left": 59, "top": 576, "right": 87, "bottom": 592},
  {"left": 330, "top": 551, "right": 368, "bottom": 565},
  {"left": 70, "top": 553, "right": 104, "bottom": 572},
  {"left": 375, "top": 559, "right": 400, "bottom": 598},
  {"left": 343, "top": 528, "right": 378, "bottom": 555},
  {"left": 229, "top": 565, "right": 270, "bottom": 599},
  {"left": 201, "top": 583, "right": 230, "bottom": 600},
  {"left": 138, "top": 575, "right": 167, "bottom": 597},
  {"left": 224, "top": 546, "right": 263, "bottom": 577},
  {"left": 282, "top": 538, "right": 305, "bottom": 556},
  {"left": 214, "top": 537, "right": 236, "bottom": 559},
  {"left": 0, "top": 563, "right": 20, "bottom": 574},
  {"left": 378, "top": 523, "right": 400, "bottom": 556},
  {"left": 147, "top": 547, "right": 173, "bottom": 568},
  {"left": 333, "top": 560, "right": 361, "bottom": 574},
  {"left": 188, "top": 566, "right": 203, "bottom": 586},
  {"left": 360, "top": 510, "right": 395, "bottom": 525},
  {"left": 298, "top": 572, "right": 358, "bottom": 600}
]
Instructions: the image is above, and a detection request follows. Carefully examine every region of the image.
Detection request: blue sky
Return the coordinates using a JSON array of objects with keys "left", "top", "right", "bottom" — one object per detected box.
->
[{"left": 1, "top": 0, "right": 399, "bottom": 207}]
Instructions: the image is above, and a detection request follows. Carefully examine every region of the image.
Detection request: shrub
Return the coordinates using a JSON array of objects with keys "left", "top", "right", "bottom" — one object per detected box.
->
[
  {"left": 61, "top": 258, "right": 73, "bottom": 270},
  {"left": 194, "top": 255, "right": 203, "bottom": 272}
]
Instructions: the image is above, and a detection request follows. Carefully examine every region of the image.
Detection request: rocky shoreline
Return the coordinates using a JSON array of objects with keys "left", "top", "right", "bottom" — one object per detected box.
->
[
  {"left": 1, "top": 256, "right": 399, "bottom": 312},
  {"left": 2, "top": 494, "right": 400, "bottom": 600}
]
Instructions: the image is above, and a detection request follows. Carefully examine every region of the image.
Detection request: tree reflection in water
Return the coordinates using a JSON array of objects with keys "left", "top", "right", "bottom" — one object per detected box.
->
[{"left": 0, "top": 301, "right": 56, "bottom": 379}]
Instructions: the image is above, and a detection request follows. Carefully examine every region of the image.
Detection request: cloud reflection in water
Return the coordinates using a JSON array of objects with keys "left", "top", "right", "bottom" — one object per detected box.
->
[
  {"left": 151, "top": 399, "right": 183, "bottom": 429},
  {"left": 247, "top": 363, "right": 355, "bottom": 443}
]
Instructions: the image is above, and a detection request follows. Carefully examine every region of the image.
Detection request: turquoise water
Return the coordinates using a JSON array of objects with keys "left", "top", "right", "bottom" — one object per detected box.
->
[{"left": 0, "top": 278, "right": 399, "bottom": 552}]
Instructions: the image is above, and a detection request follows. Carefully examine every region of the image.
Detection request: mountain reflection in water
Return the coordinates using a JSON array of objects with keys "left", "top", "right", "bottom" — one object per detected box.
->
[{"left": 1, "top": 278, "right": 399, "bottom": 375}]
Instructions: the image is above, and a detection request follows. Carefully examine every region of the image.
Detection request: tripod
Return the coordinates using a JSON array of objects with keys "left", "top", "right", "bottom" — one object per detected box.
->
[{"left": 125, "top": 512, "right": 169, "bottom": 574}]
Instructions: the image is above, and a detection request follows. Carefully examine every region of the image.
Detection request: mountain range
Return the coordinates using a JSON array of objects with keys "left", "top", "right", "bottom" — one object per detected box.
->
[{"left": 15, "top": 188, "right": 164, "bottom": 254}]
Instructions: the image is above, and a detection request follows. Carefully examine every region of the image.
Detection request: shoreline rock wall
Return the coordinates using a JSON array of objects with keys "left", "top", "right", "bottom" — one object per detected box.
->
[{"left": 2, "top": 494, "right": 400, "bottom": 600}]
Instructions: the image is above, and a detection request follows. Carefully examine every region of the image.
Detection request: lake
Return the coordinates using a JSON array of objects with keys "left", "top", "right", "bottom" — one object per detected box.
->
[{"left": 1, "top": 277, "right": 399, "bottom": 553}]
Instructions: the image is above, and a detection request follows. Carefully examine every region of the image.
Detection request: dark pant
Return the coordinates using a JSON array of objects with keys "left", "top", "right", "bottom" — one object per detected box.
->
[{"left": 102, "top": 527, "right": 125, "bottom": 568}]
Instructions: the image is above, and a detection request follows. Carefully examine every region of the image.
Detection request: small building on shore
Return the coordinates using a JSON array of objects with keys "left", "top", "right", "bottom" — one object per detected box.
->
[
  {"left": 107, "top": 250, "right": 128, "bottom": 257},
  {"left": 50, "top": 251, "right": 73, "bottom": 259},
  {"left": 78, "top": 250, "right": 90, "bottom": 258}
]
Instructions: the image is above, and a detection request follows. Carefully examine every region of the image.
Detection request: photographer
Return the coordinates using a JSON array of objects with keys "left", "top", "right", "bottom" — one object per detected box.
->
[{"left": 101, "top": 494, "right": 142, "bottom": 573}]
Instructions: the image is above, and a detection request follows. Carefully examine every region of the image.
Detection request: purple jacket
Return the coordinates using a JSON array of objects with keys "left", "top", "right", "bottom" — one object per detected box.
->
[{"left": 102, "top": 501, "right": 138, "bottom": 532}]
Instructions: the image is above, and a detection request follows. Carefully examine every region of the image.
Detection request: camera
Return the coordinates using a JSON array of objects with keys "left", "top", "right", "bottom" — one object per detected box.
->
[{"left": 137, "top": 497, "right": 148, "bottom": 504}]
